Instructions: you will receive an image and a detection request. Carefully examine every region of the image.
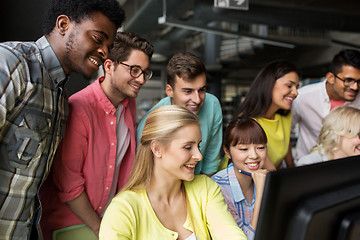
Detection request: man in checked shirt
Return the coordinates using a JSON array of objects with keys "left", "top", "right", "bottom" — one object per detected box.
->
[{"left": 0, "top": 0, "right": 124, "bottom": 239}]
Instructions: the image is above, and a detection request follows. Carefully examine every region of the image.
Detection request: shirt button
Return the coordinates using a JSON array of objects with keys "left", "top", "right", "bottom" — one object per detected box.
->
[
  {"left": 105, "top": 187, "right": 109, "bottom": 190},
  {"left": 99, "top": 206, "right": 102, "bottom": 210},
  {"left": 110, "top": 121, "right": 114, "bottom": 125},
  {"left": 111, "top": 142, "right": 115, "bottom": 146},
  {"left": 105, "top": 111, "right": 109, "bottom": 114},
  {"left": 109, "top": 165, "right": 113, "bottom": 168}
]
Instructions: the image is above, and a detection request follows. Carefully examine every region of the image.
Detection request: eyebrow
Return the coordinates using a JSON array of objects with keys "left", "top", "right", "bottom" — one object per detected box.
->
[
  {"left": 123, "top": 63, "right": 150, "bottom": 70},
  {"left": 93, "top": 30, "right": 109, "bottom": 40},
  {"left": 289, "top": 80, "right": 299, "bottom": 87},
  {"left": 183, "top": 140, "right": 202, "bottom": 145},
  {"left": 181, "top": 85, "right": 207, "bottom": 91}
]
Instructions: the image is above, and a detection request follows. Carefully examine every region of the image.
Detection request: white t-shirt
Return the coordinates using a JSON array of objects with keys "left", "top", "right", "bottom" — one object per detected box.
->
[{"left": 102, "top": 103, "right": 130, "bottom": 215}]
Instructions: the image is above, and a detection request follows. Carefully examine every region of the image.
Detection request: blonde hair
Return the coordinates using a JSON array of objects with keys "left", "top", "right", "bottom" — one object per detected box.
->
[
  {"left": 312, "top": 106, "right": 360, "bottom": 156},
  {"left": 123, "top": 105, "right": 199, "bottom": 191}
]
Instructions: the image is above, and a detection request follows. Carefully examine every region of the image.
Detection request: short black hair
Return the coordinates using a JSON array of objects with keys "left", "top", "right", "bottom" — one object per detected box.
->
[
  {"left": 43, "top": 0, "right": 125, "bottom": 35},
  {"left": 330, "top": 49, "right": 360, "bottom": 74}
]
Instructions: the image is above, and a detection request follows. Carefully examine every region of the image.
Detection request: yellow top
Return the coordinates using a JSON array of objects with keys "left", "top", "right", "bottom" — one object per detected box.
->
[
  {"left": 256, "top": 113, "right": 292, "bottom": 167},
  {"left": 99, "top": 175, "right": 247, "bottom": 240}
]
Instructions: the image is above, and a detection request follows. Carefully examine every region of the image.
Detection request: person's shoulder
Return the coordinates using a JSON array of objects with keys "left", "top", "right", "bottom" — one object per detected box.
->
[
  {"left": 105, "top": 189, "right": 146, "bottom": 220},
  {"left": 200, "top": 93, "right": 222, "bottom": 119},
  {"left": 297, "top": 81, "right": 323, "bottom": 95},
  {"left": 297, "top": 152, "right": 323, "bottom": 166},
  {"left": 68, "top": 83, "right": 101, "bottom": 113},
  {"left": 155, "top": 96, "right": 171, "bottom": 107},
  {"left": 0, "top": 41, "right": 37, "bottom": 63},
  {"left": 211, "top": 168, "right": 228, "bottom": 182},
  {"left": 112, "top": 189, "right": 144, "bottom": 206},
  {"left": 145, "top": 96, "right": 171, "bottom": 113},
  {"left": 204, "top": 93, "right": 220, "bottom": 104}
]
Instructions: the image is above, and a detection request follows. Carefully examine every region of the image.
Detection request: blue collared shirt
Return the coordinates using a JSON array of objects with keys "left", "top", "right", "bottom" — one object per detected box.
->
[{"left": 211, "top": 163, "right": 256, "bottom": 240}]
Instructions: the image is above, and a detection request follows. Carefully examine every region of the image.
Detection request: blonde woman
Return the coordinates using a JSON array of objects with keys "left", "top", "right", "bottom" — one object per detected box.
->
[
  {"left": 99, "top": 105, "right": 246, "bottom": 240},
  {"left": 297, "top": 106, "right": 360, "bottom": 166}
]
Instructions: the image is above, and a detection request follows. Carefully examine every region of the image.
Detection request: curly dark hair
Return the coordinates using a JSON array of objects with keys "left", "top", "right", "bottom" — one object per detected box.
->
[{"left": 43, "top": 0, "right": 125, "bottom": 35}]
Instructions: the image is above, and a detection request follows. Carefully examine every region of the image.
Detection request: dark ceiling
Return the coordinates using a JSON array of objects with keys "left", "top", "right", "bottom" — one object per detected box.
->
[
  {"left": 121, "top": 0, "right": 360, "bottom": 80},
  {"left": 2, "top": 0, "right": 360, "bottom": 87}
]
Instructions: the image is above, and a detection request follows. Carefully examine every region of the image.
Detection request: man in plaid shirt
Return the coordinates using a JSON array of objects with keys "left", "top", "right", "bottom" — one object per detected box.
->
[{"left": 0, "top": 0, "right": 125, "bottom": 239}]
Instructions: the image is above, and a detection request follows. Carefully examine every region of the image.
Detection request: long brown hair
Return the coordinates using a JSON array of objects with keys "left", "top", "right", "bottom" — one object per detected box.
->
[{"left": 236, "top": 60, "right": 299, "bottom": 118}]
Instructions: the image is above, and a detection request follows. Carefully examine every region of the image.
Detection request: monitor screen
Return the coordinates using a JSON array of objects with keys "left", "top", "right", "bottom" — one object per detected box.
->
[{"left": 255, "top": 155, "right": 360, "bottom": 240}]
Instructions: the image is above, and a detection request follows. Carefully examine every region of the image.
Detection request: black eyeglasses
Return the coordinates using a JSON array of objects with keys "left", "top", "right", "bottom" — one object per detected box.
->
[
  {"left": 332, "top": 72, "right": 360, "bottom": 88},
  {"left": 116, "top": 62, "right": 153, "bottom": 80}
]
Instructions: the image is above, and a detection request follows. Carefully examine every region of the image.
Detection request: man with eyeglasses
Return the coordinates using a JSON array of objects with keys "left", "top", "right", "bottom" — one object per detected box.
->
[
  {"left": 39, "top": 32, "right": 153, "bottom": 240},
  {"left": 137, "top": 52, "right": 223, "bottom": 176},
  {"left": 291, "top": 49, "right": 360, "bottom": 164}
]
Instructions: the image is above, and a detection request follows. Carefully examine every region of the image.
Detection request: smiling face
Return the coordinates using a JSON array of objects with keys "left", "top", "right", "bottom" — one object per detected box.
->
[
  {"left": 59, "top": 12, "right": 117, "bottom": 78},
  {"left": 225, "top": 143, "right": 267, "bottom": 174},
  {"left": 326, "top": 65, "right": 360, "bottom": 101},
  {"left": 156, "top": 124, "right": 202, "bottom": 182},
  {"left": 165, "top": 74, "right": 206, "bottom": 115},
  {"left": 102, "top": 49, "right": 150, "bottom": 106},
  {"left": 334, "top": 133, "right": 360, "bottom": 159},
  {"left": 267, "top": 71, "right": 299, "bottom": 116}
]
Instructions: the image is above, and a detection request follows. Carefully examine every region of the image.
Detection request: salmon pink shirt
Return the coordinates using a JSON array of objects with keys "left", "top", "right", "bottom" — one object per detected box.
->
[{"left": 39, "top": 77, "right": 136, "bottom": 240}]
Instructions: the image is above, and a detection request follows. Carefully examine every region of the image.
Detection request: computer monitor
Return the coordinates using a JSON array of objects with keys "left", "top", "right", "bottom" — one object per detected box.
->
[{"left": 255, "top": 155, "right": 360, "bottom": 240}]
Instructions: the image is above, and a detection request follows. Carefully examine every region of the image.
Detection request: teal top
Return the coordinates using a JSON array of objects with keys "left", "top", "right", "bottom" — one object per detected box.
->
[{"left": 136, "top": 93, "right": 223, "bottom": 175}]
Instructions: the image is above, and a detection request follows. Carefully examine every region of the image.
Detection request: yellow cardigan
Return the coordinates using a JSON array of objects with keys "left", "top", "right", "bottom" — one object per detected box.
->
[{"left": 99, "top": 175, "right": 247, "bottom": 240}]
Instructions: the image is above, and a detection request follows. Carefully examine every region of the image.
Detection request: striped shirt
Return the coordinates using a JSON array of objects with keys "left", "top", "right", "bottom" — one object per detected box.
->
[
  {"left": 0, "top": 36, "right": 68, "bottom": 239},
  {"left": 211, "top": 163, "right": 256, "bottom": 240}
]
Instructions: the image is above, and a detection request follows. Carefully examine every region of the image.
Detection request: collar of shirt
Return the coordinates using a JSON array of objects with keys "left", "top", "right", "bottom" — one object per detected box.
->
[
  {"left": 36, "top": 36, "right": 67, "bottom": 87},
  {"left": 321, "top": 79, "right": 330, "bottom": 103},
  {"left": 94, "top": 76, "right": 129, "bottom": 115},
  {"left": 227, "top": 163, "right": 256, "bottom": 204}
]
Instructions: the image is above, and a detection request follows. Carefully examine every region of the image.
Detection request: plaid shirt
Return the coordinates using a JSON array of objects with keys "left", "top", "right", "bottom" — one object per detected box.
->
[
  {"left": 0, "top": 36, "right": 68, "bottom": 240},
  {"left": 211, "top": 163, "right": 256, "bottom": 240}
]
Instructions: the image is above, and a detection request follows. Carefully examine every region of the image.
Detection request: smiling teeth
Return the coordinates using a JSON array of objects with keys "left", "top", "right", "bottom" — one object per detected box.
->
[
  {"left": 285, "top": 97, "right": 294, "bottom": 102},
  {"left": 185, "top": 164, "right": 195, "bottom": 168},
  {"left": 131, "top": 84, "right": 140, "bottom": 89},
  {"left": 247, "top": 162, "right": 258, "bottom": 167},
  {"left": 89, "top": 58, "right": 99, "bottom": 66},
  {"left": 187, "top": 105, "right": 198, "bottom": 108}
]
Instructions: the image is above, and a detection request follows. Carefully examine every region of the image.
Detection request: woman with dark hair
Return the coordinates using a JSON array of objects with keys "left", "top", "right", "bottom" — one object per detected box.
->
[
  {"left": 212, "top": 117, "right": 269, "bottom": 240},
  {"left": 236, "top": 60, "right": 300, "bottom": 169}
]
